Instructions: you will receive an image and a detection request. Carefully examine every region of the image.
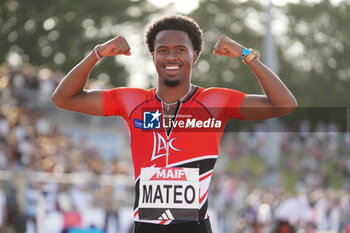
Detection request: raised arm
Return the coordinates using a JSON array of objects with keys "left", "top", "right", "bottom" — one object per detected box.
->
[
  {"left": 51, "top": 36, "right": 131, "bottom": 115},
  {"left": 213, "top": 35, "right": 297, "bottom": 120}
]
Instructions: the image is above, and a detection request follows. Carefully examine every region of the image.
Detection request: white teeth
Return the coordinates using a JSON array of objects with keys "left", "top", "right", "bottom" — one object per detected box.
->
[{"left": 165, "top": 66, "right": 180, "bottom": 70}]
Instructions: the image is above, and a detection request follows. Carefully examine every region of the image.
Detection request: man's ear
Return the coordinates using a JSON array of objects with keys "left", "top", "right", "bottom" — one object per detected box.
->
[
  {"left": 151, "top": 52, "right": 155, "bottom": 62},
  {"left": 192, "top": 50, "right": 198, "bottom": 65}
]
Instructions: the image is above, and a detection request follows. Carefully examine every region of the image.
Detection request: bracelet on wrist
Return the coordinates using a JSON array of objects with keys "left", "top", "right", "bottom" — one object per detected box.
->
[
  {"left": 242, "top": 48, "right": 258, "bottom": 64},
  {"left": 94, "top": 45, "right": 103, "bottom": 60},
  {"left": 240, "top": 48, "right": 251, "bottom": 61}
]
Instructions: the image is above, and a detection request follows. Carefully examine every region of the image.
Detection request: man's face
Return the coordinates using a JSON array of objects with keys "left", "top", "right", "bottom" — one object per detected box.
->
[{"left": 152, "top": 30, "right": 198, "bottom": 87}]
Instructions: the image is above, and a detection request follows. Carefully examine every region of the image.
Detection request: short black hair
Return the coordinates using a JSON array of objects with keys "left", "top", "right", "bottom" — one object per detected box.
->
[{"left": 145, "top": 14, "right": 204, "bottom": 56}]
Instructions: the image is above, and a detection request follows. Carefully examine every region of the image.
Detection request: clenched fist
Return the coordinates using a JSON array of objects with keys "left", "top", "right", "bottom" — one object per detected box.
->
[
  {"left": 213, "top": 35, "right": 245, "bottom": 58},
  {"left": 96, "top": 36, "right": 131, "bottom": 57}
]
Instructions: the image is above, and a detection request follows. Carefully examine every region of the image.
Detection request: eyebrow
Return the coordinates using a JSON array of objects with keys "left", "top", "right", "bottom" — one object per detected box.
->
[{"left": 156, "top": 45, "right": 187, "bottom": 49}]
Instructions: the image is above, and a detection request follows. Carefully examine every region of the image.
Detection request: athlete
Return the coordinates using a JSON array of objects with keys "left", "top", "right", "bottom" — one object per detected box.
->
[{"left": 52, "top": 15, "right": 297, "bottom": 233}]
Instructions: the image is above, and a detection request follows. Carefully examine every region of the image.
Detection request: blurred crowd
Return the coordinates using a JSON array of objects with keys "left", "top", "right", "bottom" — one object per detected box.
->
[
  {"left": 0, "top": 63, "right": 130, "bottom": 233},
  {"left": 1, "top": 63, "right": 350, "bottom": 233},
  {"left": 0, "top": 63, "right": 127, "bottom": 174},
  {"left": 211, "top": 129, "right": 350, "bottom": 233}
]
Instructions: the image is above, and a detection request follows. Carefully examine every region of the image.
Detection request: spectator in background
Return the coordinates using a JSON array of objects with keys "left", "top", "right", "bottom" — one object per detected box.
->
[
  {"left": 0, "top": 187, "right": 7, "bottom": 233},
  {"left": 25, "top": 180, "right": 39, "bottom": 233}
]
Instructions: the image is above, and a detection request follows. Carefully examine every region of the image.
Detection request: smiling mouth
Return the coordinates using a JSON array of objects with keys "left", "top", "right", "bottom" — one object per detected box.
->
[
  {"left": 163, "top": 64, "right": 181, "bottom": 76},
  {"left": 164, "top": 64, "right": 180, "bottom": 70}
]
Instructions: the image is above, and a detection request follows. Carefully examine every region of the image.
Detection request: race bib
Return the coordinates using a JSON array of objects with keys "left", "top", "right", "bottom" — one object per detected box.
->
[{"left": 139, "top": 167, "right": 200, "bottom": 221}]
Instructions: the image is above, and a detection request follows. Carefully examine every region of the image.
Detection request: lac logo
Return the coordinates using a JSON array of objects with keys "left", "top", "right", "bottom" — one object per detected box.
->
[{"left": 143, "top": 110, "right": 161, "bottom": 129}]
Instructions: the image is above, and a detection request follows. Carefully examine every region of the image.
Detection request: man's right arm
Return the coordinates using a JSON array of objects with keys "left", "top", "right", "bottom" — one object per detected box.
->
[{"left": 51, "top": 36, "right": 131, "bottom": 115}]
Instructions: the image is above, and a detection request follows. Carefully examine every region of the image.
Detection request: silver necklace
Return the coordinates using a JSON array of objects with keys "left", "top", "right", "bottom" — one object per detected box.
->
[{"left": 155, "top": 85, "right": 192, "bottom": 111}]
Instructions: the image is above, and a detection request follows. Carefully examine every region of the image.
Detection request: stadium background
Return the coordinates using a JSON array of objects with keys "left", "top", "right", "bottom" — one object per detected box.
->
[{"left": 1, "top": 0, "right": 350, "bottom": 232}]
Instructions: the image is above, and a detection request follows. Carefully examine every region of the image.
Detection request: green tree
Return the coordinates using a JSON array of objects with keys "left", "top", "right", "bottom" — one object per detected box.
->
[
  {"left": 0, "top": 0, "right": 155, "bottom": 86},
  {"left": 279, "top": 0, "right": 350, "bottom": 107}
]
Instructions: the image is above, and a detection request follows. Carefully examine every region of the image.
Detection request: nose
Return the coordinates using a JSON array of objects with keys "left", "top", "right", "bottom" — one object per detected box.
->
[{"left": 166, "top": 49, "right": 178, "bottom": 61}]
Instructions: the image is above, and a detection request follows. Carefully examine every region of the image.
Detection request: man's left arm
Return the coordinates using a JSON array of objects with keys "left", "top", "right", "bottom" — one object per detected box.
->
[{"left": 214, "top": 35, "right": 297, "bottom": 120}]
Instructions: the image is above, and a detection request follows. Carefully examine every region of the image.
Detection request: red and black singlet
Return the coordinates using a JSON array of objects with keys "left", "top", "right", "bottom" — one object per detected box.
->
[{"left": 102, "top": 86, "right": 246, "bottom": 224}]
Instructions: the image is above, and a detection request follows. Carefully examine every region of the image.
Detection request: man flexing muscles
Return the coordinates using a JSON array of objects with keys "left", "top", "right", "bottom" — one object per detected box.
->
[{"left": 52, "top": 15, "right": 297, "bottom": 233}]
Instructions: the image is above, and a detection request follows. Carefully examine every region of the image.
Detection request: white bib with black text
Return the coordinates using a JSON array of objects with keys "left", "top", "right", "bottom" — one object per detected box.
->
[{"left": 139, "top": 167, "right": 200, "bottom": 221}]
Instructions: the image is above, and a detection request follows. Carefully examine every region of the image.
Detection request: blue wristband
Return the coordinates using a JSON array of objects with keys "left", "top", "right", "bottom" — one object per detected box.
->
[{"left": 240, "top": 48, "right": 250, "bottom": 60}]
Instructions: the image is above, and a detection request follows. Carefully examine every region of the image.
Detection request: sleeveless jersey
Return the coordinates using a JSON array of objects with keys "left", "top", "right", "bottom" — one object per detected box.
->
[{"left": 102, "top": 86, "right": 246, "bottom": 225}]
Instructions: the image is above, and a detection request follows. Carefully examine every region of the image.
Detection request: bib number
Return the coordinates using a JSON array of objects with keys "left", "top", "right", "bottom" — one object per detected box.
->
[{"left": 139, "top": 167, "right": 200, "bottom": 221}]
